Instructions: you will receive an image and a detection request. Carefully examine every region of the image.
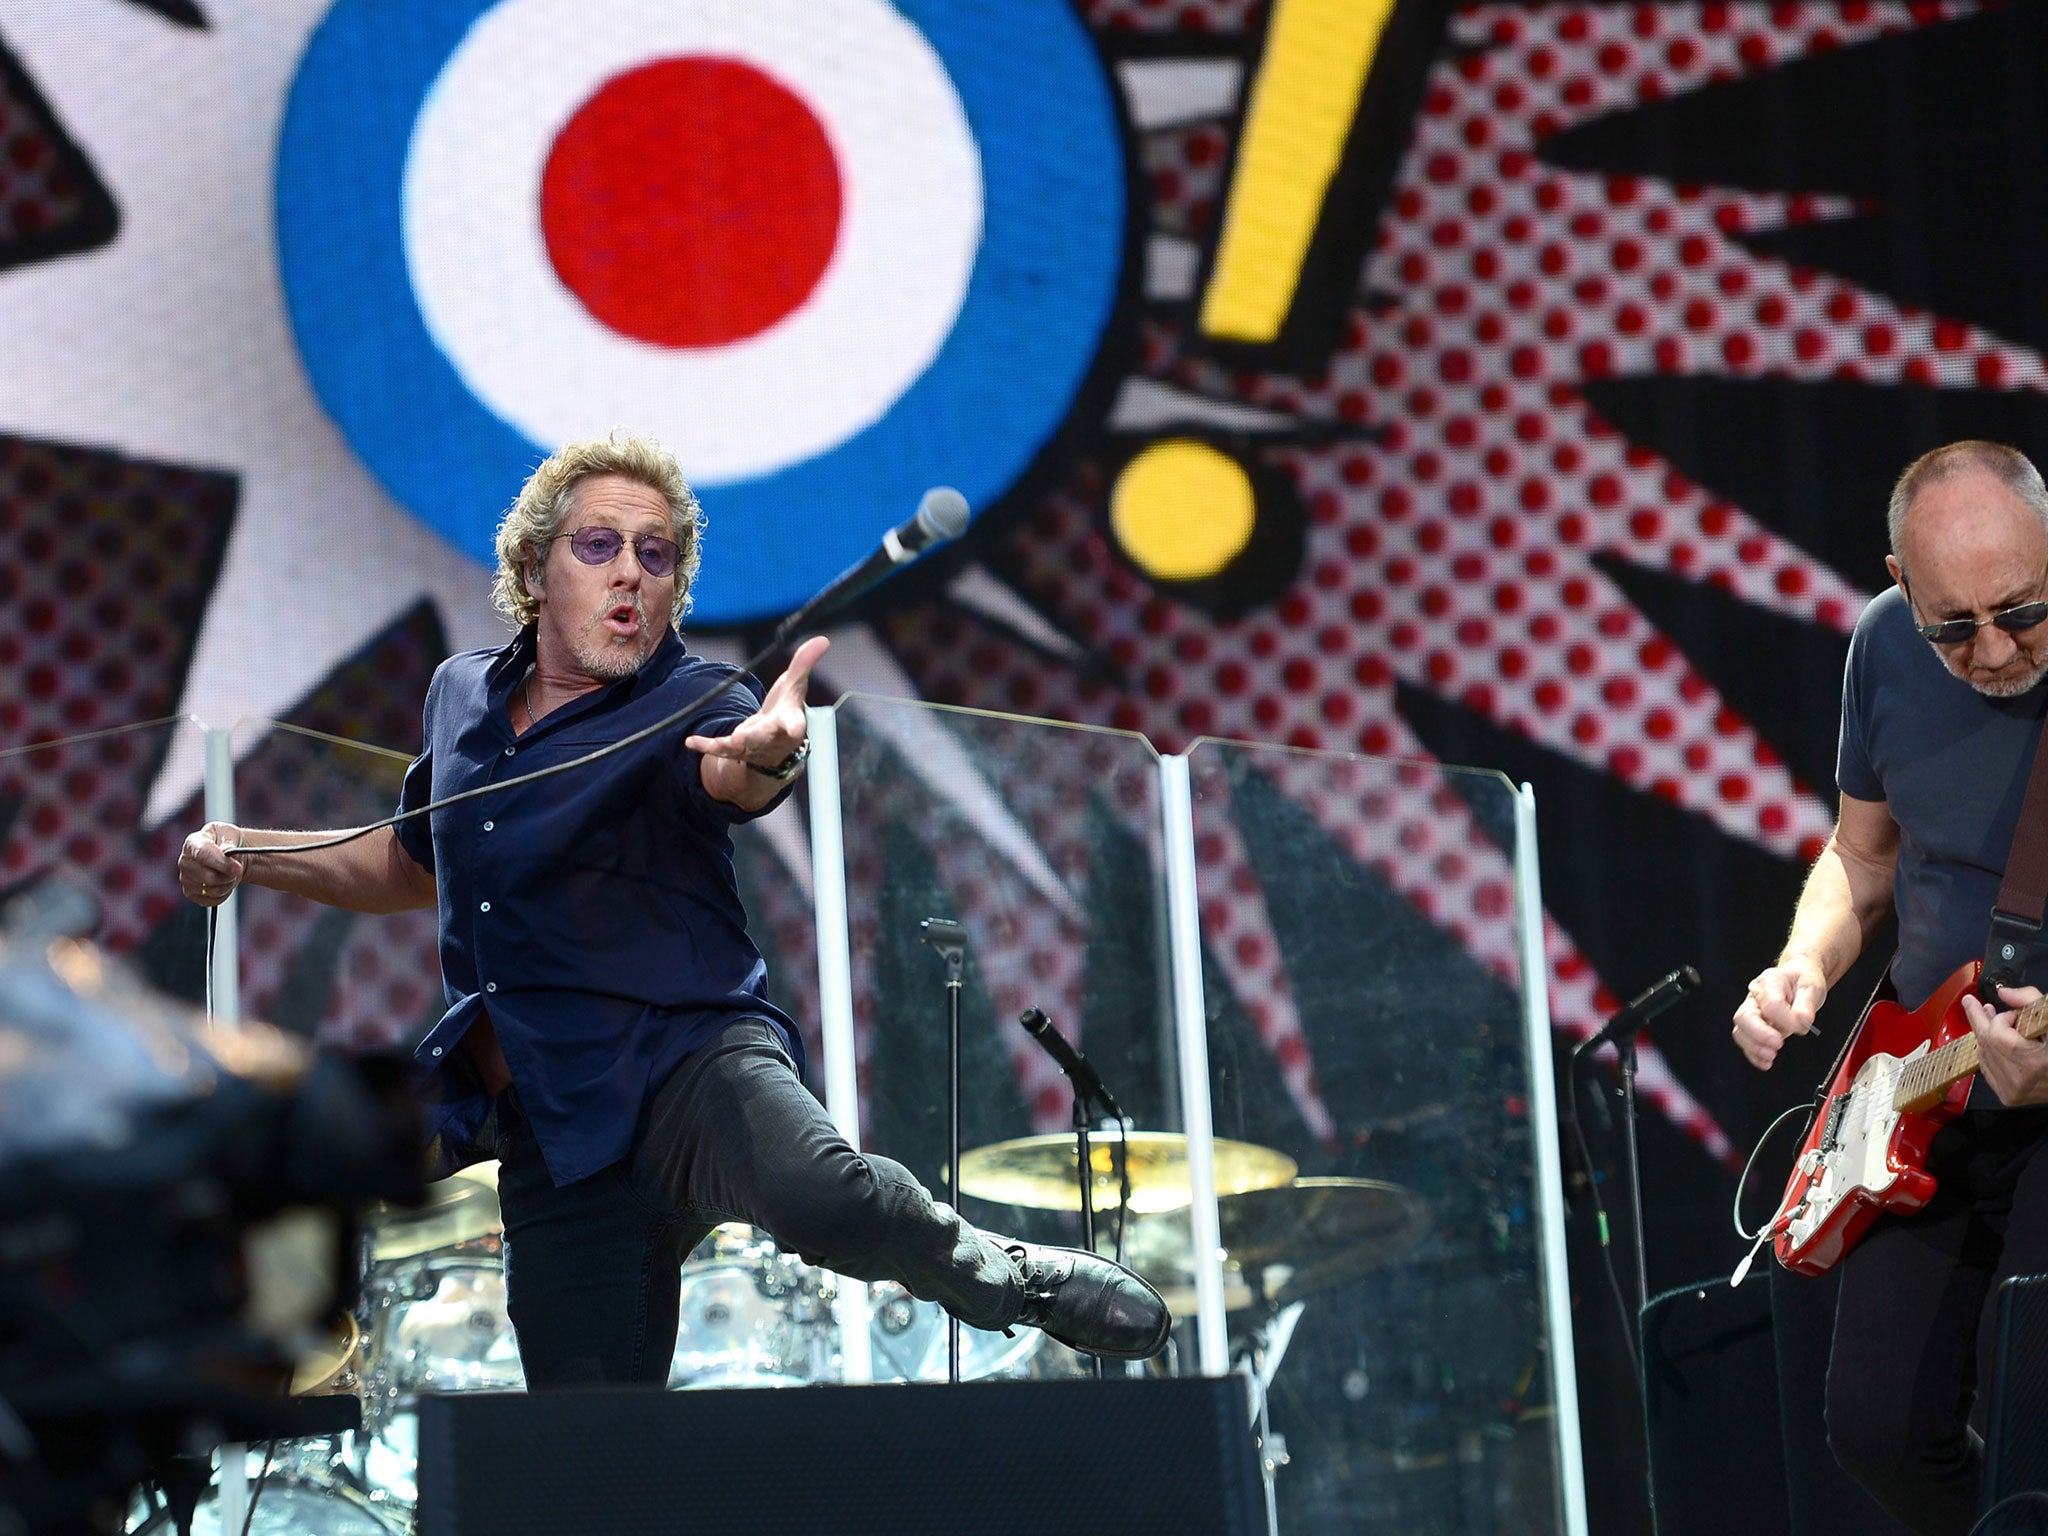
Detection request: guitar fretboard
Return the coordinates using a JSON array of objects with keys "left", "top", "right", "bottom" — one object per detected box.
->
[{"left": 1892, "top": 993, "right": 2048, "bottom": 1112}]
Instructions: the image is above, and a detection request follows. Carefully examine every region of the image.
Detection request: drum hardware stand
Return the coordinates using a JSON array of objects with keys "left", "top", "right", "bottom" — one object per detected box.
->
[
  {"left": 919, "top": 917, "right": 968, "bottom": 1384},
  {"left": 1237, "top": 1297, "right": 1306, "bottom": 1536}
]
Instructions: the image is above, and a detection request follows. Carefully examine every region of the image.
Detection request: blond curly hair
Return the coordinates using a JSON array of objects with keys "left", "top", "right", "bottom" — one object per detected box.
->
[{"left": 492, "top": 431, "right": 705, "bottom": 629}]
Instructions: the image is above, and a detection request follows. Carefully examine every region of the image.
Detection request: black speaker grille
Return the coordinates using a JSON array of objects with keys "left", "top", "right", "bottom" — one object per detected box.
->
[
  {"left": 1985, "top": 1273, "right": 2048, "bottom": 1506},
  {"left": 417, "top": 1377, "right": 1266, "bottom": 1536}
]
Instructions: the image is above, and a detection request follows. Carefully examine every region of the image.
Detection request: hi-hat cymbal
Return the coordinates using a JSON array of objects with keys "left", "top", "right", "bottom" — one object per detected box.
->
[
  {"left": 1127, "top": 1177, "right": 1432, "bottom": 1308},
  {"left": 956, "top": 1132, "right": 1297, "bottom": 1215},
  {"left": 369, "top": 1172, "right": 501, "bottom": 1260}
]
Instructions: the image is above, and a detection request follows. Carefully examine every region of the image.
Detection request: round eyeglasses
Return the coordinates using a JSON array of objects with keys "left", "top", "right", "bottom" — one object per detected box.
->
[{"left": 548, "top": 525, "right": 681, "bottom": 578}]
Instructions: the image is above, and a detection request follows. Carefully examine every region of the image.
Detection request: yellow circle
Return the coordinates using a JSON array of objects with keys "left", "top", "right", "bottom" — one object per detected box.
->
[{"left": 1110, "top": 440, "right": 1257, "bottom": 582}]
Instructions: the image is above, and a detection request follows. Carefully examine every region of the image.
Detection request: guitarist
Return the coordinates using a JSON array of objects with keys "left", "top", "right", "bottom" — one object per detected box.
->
[{"left": 1733, "top": 440, "right": 2048, "bottom": 1536}]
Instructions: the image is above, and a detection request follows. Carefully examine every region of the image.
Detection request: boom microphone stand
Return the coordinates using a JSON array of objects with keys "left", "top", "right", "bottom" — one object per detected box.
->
[{"left": 1570, "top": 963, "right": 1699, "bottom": 1535}]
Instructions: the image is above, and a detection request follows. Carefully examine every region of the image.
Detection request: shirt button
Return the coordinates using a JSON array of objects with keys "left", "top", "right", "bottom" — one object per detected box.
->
[
  {"left": 480, "top": 901, "right": 491, "bottom": 913},
  {"left": 483, "top": 821, "right": 494, "bottom": 832},
  {"left": 485, "top": 982, "right": 498, "bottom": 993},
  {"left": 503, "top": 746, "right": 515, "bottom": 757},
  {"left": 431, "top": 1046, "right": 444, "bottom": 1057}
]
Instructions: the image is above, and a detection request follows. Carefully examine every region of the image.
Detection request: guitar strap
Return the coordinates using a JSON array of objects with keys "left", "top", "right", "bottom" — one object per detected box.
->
[{"left": 1982, "top": 706, "right": 2048, "bottom": 1002}]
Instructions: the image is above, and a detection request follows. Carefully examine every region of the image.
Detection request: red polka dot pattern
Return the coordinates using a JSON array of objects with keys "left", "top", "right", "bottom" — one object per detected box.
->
[
  {"left": 1142, "top": 124, "right": 1232, "bottom": 242},
  {"left": 1084, "top": 0, "right": 1261, "bottom": 34}
]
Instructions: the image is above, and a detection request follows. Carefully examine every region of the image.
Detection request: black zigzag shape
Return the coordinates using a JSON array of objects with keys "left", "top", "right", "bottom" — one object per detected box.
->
[
  {"left": 0, "top": 34, "right": 120, "bottom": 273},
  {"left": 1540, "top": 7, "right": 2048, "bottom": 359},
  {"left": 113, "top": 0, "right": 208, "bottom": 27}
]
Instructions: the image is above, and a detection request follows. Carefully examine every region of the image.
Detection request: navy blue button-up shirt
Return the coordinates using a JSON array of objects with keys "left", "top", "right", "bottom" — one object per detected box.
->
[{"left": 394, "top": 626, "right": 800, "bottom": 1186}]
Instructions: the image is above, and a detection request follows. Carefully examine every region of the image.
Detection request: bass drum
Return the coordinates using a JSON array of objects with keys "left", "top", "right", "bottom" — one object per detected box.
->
[
  {"left": 357, "top": 1250, "right": 523, "bottom": 1512},
  {"left": 129, "top": 1455, "right": 399, "bottom": 1536},
  {"left": 865, "top": 1280, "right": 1089, "bottom": 1382},
  {"left": 669, "top": 1225, "right": 834, "bottom": 1388}
]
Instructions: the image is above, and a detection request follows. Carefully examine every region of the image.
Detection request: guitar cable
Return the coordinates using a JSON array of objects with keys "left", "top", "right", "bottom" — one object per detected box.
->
[
  {"left": 195, "top": 485, "right": 971, "bottom": 876},
  {"left": 1727, "top": 1100, "right": 1822, "bottom": 1287}
]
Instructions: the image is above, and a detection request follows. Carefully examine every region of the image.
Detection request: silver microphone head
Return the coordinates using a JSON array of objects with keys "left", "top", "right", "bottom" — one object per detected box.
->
[{"left": 914, "top": 486, "right": 971, "bottom": 544}]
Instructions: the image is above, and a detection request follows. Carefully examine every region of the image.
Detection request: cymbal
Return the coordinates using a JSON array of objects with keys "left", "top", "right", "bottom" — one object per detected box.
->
[
  {"left": 289, "top": 1312, "right": 360, "bottom": 1395},
  {"left": 956, "top": 1132, "right": 1297, "bottom": 1215},
  {"left": 1127, "top": 1177, "right": 1432, "bottom": 1308},
  {"left": 369, "top": 1173, "right": 501, "bottom": 1260}
]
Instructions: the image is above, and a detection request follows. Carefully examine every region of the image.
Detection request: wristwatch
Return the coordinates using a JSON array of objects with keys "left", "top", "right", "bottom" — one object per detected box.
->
[{"left": 747, "top": 737, "right": 811, "bottom": 782}]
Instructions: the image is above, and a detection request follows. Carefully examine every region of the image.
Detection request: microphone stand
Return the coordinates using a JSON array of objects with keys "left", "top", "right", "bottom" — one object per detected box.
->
[
  {"left": 1571, "top": 964, "right": 1699, "bottom": 1536},
  {"left": 921, "top": 918, "right": 967, "bottom": 1384},
  {"left": 1616, "top": 1035, "right": 1649, "bottom": 1333}
]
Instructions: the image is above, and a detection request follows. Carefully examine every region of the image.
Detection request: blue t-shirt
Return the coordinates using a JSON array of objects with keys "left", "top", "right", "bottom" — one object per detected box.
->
[
  {"left": 394, "top": 626, "right": 799, "bottom": 1186},
  {"left": 1838, "top": 585, "right": 2048, "bottom": 1012}
]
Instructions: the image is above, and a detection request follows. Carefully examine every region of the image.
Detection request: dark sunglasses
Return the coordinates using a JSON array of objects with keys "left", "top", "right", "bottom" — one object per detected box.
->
[
  {"left": 548, "top": 525, "right": 681, "bottom": 578},
  {"left": 1902, "top": 572, "right": 2048, "bottom": 645}
]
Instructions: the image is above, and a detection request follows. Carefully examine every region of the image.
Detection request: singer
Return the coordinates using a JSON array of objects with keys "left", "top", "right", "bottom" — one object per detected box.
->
[
  {"left": 177, "top": 430, "right": 1167, "bottom": 1384},
  {"left": 1731, "top": 442, "right": 2048, "bottom": 1535}
]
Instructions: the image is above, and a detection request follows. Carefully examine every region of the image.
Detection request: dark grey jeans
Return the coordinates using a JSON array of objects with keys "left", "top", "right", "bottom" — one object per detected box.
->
[{"left": 494, "top": 1017, "right": 1023, "bottom": 1387}]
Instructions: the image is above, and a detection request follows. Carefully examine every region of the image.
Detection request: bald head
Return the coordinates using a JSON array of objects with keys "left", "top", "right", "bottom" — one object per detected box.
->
[
  {"left": 1888, "top": 445, "right": 2048, "bottom": 698},
  {"left": 1888, "top": 440, "right": 2048, "bottom": 555}
]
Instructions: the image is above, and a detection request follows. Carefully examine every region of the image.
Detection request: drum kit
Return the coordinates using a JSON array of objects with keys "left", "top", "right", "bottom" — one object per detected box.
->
[{"left": 130, "top": 1132, "right": 1428, "bottom": 1535}]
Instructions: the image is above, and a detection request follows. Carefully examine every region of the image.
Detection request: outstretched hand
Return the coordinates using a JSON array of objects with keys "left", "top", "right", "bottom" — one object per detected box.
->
[{"left": 688, "top": 636, "right": 829, "bottom": 808}]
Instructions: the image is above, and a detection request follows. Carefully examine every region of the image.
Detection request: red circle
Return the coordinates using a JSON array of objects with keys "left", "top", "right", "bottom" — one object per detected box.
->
[{"left": 541, "top": 58, "right": 843, "bottom": 349}]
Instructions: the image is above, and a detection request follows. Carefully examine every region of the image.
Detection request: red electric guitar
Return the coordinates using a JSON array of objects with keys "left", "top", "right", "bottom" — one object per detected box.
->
[{"left": 1771, "top": 960, "right": 2048, "bottom": 1276}]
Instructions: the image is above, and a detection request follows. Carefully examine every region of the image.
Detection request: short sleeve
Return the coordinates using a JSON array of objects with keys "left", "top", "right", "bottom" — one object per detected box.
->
[
  {"left": 1835, "top": 597, "right": 1885, "bottom": 805},
  {"left": 393, "top": 747, "right": 436, "bottom": 873}
]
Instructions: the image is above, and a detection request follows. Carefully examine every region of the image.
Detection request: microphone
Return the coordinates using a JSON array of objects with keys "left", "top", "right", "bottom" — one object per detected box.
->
[
  {"left": 1580, "top": 964, "right": 1702, "bottom": 1054},
  {"left": 1018, "top": 1007, "right": 1125, "bottom": 1119},
  {"left": 780, "top": 488, "right": 970, "bottom": 634}
]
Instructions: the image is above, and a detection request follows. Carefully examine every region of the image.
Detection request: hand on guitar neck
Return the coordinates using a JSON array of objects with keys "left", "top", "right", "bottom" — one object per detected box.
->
[{"left": 1958, "top": 983, "right": 2048, "bottom": 1106}]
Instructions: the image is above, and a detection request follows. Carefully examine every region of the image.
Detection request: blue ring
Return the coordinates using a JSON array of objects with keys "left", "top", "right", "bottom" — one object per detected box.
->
[{"left": 278, "top": 0, "right": 1124, "bottom": 625}]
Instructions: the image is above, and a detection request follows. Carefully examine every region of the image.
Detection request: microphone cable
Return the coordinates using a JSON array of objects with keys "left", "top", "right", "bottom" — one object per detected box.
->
[{"left": 205, "top": 487, "right": 966, "bottom": 867}]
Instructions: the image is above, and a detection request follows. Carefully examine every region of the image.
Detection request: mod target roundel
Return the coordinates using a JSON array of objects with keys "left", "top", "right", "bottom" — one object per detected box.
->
[{"left": 277, "top": 0, "right": 1125, "bottom": 625}]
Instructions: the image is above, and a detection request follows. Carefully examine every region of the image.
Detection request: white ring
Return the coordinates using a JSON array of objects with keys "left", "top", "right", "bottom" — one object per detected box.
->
[{"left": 403, "top": 0, "right": 984, "bottom": 485}]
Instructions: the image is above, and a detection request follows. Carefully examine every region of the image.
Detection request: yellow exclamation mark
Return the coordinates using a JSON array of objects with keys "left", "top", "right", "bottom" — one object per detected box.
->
[{"left": 1199, "top": 0, "right": 1396, "bottom": 343}]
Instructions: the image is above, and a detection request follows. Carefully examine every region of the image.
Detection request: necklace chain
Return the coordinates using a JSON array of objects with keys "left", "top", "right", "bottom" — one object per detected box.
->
[{"left": 522, "top": 665, "right": 537, "bottom": 730}]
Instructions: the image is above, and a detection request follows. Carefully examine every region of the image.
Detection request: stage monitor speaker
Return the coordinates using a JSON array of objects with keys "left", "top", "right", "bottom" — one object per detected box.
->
[
  {"left": 1983, "top": 1272, "right": 2048, "bottom": 1514},
  {"left": 415, "top": 1376, "right": 1266, "bottom": 1536},
  {"left": 1641, "top": 1275, "right": 1789, "bottom": 1536}
]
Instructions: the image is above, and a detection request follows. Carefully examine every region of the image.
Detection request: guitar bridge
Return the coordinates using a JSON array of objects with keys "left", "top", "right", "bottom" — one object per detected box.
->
[{"left": 1818, "top": 1091, "right": 1846, "bottom": 1154}]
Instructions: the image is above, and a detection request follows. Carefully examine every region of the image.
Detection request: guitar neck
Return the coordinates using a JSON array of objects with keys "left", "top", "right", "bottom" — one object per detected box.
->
[{"left": 1893, "top": 992, "right": 2048, "bottom": 1112}]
